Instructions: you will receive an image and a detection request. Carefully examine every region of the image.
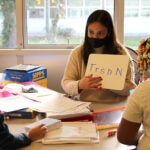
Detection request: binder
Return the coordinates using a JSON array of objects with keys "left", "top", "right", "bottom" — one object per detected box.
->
[
  {"left": 58, "top": 107, "right": 124, "bottom": 124},
  {"left": 93, "top": 107, "right": 125, "bottom": 130},
  {"left": 60, "top": 114, "right": 93, "bottom": 122}
]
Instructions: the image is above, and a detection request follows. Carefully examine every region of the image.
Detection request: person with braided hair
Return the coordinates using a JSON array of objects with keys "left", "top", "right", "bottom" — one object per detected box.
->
[{"left": 137, "top": 37, "right": 150, "bottom": 82}]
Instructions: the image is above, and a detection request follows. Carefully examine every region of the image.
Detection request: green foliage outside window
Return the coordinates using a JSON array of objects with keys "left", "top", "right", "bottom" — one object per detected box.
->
[{"left": 0, "top": 0, "right": 15, "bottom": 48}]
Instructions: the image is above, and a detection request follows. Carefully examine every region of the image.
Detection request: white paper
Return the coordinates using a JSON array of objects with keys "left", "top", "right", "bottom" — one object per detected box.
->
[
  {"left": 3, "top": 83, "right": 54, "bottom": 102},
  {"left": 1, "top": 83, "right": 91, "bottom": 118},
  {"left": 42, "top": 122, "right": 99, "bottom": 144},
  {"left": 2, "top": 83, "right": 23, "bottom": 94},
  {"left": 85, "top": 54, "right": 129, "bottom": 90},
  {"left": 46, "top": 108, "right": 91, "bottom": 119},
  {"left": 31, "top": 92, "right": 91, "bottom": 113},
  {"left": 0, "top": 95, "right": 36, "bottom": 112}
]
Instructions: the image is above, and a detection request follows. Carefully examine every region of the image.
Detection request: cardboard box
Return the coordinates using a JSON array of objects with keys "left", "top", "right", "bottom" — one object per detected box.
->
[{"left": 3, "top": 67, "right": 47, "bottom": 87}]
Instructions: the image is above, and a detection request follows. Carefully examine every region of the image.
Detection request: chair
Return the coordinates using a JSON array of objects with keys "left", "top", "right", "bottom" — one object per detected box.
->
[{"left": 126, "top": 47, "right": 140, "bottom": 85}]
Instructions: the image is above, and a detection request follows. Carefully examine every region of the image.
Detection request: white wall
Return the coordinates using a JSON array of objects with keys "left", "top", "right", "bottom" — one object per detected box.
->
[{"left": 0, "top": 50, "right": 71, "bottom": 93}]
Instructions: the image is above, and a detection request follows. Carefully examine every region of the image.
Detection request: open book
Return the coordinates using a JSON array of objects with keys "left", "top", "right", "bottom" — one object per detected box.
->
[{"left": 41, "top": 122, "right": 99, "bottom": 144}]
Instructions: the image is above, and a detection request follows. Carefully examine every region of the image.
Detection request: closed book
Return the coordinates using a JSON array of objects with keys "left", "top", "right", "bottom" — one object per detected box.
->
[
  {"left": 25, "top": 118, "right": 62, "bottom": 132},
  {"left": 5, "top": 108, "right": 36, "bottom": 119}
]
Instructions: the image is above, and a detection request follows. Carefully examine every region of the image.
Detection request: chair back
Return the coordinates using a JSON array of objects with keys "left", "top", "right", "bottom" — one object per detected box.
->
[{"left": 126, "top": 47, "right": 140, "bottom": 85}]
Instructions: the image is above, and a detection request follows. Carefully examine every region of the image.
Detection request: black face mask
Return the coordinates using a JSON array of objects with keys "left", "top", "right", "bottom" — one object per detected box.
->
[{"left": 88, "top": 37, "right": 108, "bottom": 48}]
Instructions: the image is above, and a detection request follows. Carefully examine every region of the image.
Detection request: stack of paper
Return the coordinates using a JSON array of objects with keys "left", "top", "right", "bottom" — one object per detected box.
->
[
  {"left": 41, "top": 122, "right": 99, "bottom": 144},
  {"left": 0, "top": 95, "right": 36, "bottom": 112},
  {"left": 1, "top": 83, "right": 91, "bottom": 119},
  {"left": 3, "top": 83, "right": 53, "bottom": 102},
  {"left": 30, "top": 92, "right": 91, "bottom": 119},
  {"left": 46, "top": 108, "right": 91, "bottom": 119}
]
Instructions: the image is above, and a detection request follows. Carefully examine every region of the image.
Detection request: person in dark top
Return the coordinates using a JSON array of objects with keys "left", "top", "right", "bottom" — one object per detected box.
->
[{"left": 0, "top": 114, "right": 47, "bottom": 150}]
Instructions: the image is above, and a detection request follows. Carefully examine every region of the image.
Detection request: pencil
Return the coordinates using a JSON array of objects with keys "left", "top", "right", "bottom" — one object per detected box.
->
[{"left": 96, "top": 124, "right": 118, "bottom": 130}]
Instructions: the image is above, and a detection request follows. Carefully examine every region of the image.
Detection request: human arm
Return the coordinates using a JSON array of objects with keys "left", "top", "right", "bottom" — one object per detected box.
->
[
  {"left": 0, "top": 114, "right": 31, "bottom": 149},
  {"left": 117, "top": 82, "right": 149, "bottom": 147},
  {"left": 117, "top": 118, "right": 142, "bottom": 146},
  {"left": 13, "top": 124, "right": 47, "bottom": 148},
  {"left": 61, "top": 46, "right": 103, "bottom": 96},
  {"left": 0, "top": 114, "right": 47, "bottom": 149}
]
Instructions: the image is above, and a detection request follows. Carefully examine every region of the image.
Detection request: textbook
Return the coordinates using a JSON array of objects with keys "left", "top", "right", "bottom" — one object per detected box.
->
[
  {"left": 93, "top": 107, "right": 125, "bottom": 130},
  {"left": 5, "top": 108, "right": 36, "bottom": 119},
  {"left": 25, "top": 118, "right": 62, "bottom": 132}
]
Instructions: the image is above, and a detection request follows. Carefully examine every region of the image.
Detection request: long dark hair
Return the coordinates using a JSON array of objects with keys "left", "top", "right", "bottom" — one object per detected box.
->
[{"left": 82, "top": 9, "right": 121, "bottom": 66}]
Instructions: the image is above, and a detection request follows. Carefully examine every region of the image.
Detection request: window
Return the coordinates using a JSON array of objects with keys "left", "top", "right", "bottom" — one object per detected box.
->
[
  {"left": 29, "top": 9, "right": 44, "bottom": 18},
  {"left": 0, "top": 0, "right": 115, "bottom": 50},
  {"left": 24, "top": 0, "right": 114, "bottom": 49},
  {"left": 124, "top": 0, "right": 150, "bottom": 50},
  {"left": 0, "top": 0, "right": 16, "bottom": 49},
  {"left": 2, "top": 0, "right": 149, "bottom": 51}
]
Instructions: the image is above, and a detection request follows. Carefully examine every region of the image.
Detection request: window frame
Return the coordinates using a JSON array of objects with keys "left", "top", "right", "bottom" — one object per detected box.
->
[{"left": 0, "top": 0, "right": 124, "bottom": 51}]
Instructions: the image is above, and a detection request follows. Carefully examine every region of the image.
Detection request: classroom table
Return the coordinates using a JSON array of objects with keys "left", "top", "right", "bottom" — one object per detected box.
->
[{"left": 7, "top": 100, "right": 136, "bottom": 150}]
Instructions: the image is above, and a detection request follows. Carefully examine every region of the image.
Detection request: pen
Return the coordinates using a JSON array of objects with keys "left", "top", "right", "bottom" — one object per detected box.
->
[
  {"left": 37, "top": 94, "right": 51, "bottom": 97},
  {"left": 96, "top": 124, "right": 118, "bottom": 130}
]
